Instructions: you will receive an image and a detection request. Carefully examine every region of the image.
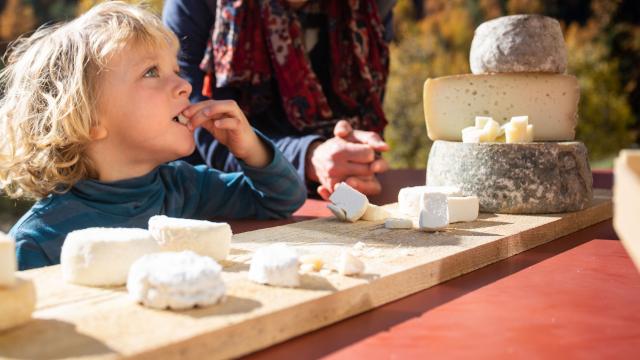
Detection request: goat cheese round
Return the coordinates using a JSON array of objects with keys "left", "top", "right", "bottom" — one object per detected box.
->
[
  {"left": 470, "top": 15, "right": 567, "bottom": 74},
  {"left": 0, "top": 277, "right": 36, "bottom": 332},
  {"left": 61, "top": 228, "right": 160, "bottom": 287},
  {"left": 427, "top": 141, "right": 593, "bottom": 214},
  {"left": 248, "top": 244, "right": 300, "bottom": 287},
  {"left": 127, "top": 251, "right": 226, "bottom": 310},
  {"left": 148, "top": 215, "right": 232, "bottom": 261}
]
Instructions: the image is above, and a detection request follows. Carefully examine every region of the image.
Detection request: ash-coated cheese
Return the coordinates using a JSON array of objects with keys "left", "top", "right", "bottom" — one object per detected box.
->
[
  {"left": 423, "top": 73, "right": 579, "bottom": 141},
  {"left": 127, "top": 251, "right": 226, "bottom": 310},
  {"left": 248, "top": 244, "right": 300, "bottom": 287},
  {"left": 418, "top": 192, "right": 449, "bottom": 231},
  {"left": 0, "top": 232, "right": 16, "bottom": 287},
  {"left": 148, "top": 215, "right": 232, "bottom": 261},
  {"left": 427, "top": 141, "right": 593, "bottom": 214},
  {"left": 61, "top": 228, "right": 160, "bottom": 287},
  {"left": 0, "top": 277, "right": 36, "bottom": 332},
  {"left": 470, "top": 15, "right": 567, "bottom": 74},
  {"left": 614, "top": 150, "right": 640, "bottom": 271},
  {"left": 328, "top": 182, "right": 369, "bottom": 222}
]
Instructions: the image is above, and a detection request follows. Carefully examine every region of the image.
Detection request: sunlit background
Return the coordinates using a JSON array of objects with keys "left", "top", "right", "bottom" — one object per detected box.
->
[{"left": 1, "top": 0, "right": 639, "bottom": 230}]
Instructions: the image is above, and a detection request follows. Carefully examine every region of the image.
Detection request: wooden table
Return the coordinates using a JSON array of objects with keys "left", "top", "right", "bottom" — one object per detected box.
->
[{"left": 228, "top": 169, "right": 640, "bottom": 359}]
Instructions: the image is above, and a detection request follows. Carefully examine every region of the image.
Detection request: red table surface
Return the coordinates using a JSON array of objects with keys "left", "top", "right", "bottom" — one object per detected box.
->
[{"left": 226, "top": 169, "right": 639, "bottom": 359}]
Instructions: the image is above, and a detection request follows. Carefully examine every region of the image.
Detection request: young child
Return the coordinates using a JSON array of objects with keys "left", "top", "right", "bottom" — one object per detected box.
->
[{"left": 0, "top": 1, "right": 307, "bottom": 270}]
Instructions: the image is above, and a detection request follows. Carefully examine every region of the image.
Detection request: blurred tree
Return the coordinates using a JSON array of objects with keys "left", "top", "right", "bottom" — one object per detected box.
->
[{"left": 77, "top": 0, "right": 163, "bottom": 15}]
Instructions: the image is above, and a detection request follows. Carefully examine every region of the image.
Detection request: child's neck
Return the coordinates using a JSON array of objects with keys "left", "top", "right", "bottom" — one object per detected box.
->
[{"left": 87, "top": 143, "right": 160, "bottom": 183}]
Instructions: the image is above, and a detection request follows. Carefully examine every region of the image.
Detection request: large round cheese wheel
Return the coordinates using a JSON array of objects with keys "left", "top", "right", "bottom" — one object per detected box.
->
[
  {"left": 470, "top": 15, "right": 567, "bottom": 74},
  {"left": 0, "top": 277, "right": 36, "bottom": 332},
  {"left": 426, "top": 141, "right": 593, "bottom": 214}
]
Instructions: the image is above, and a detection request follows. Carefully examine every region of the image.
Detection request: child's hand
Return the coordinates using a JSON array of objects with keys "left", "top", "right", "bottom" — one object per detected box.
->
[{"left": 182, "top": 100, "right": 272, "bottom": 168}]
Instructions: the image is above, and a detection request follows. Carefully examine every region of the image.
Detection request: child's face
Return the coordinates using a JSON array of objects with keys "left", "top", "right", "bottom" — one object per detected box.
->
[{"left": 96, "top": 41, "right": 194, "bottom": 166}]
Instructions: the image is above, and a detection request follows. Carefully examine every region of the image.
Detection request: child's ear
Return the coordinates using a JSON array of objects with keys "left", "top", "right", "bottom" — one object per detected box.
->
[{"left": 90, "top": 125, "right": 108, "bottom": 140}]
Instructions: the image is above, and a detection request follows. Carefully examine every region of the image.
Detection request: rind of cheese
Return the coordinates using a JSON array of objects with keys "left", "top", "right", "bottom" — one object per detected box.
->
[
  {"left": 614, "top": 150, "right": 640, "bottom": 271},
  {"left": 448, "top": 196, "right": 480, "bottom": 223},
  {"left": 0, "top": 277, "right": 36, "bottom": 332},
  {"left": 0, "top": 232, "right": 16, "bottom": 287},
  {"left": 61, "top": 228, "right": 160, "bottom": 287},
  {"left": 470, "top": 15, "right": 567, "bottom": 74},
  {"left": 424, "top": 73, "right": 579, "bottom": 141},
  {"left": 148, "top": 215, "right": 232, "bottom": 261},
  {"left": 361, "top": 204, "right": 390, "bottom": 221},
  {"left": 418, "top": 192, "right": 449, "bottom": 231},
  {"left": 328, "top": 182, "right": 369, "bottom": 222},
  {"left": 127, "top": 251, "right": 226, "bottom": 310},
  {"left": 427, "top": 140, "right": 593, "bottom": 214},
  {"left": 248, "top": 244, "right": 300, "bottom": 287}
]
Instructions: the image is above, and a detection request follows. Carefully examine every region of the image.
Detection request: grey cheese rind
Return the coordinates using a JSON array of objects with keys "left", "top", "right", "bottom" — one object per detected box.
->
[
  {"left": 470, "top": 15, "right": 567, "bottom": 74},
  {"left": 426, "top": 141, "right": 593, "bottom": 214}
]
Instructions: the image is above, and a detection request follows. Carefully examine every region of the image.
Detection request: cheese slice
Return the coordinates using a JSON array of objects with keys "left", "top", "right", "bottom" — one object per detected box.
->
[
  {"left": 424, "top": 73, "right": 579, "bottom": 141},
  {"left": 0, "top": 232, "right": 16, "bottom": 287},
  {"left": 614, "top": 150, "right": 640, "bottom": 271},
  {"left": 329, "top": 182, "right": 369, "bottom": 222},
  {"left": 418, "top": 192, "right": 449, "bottom": 231}
]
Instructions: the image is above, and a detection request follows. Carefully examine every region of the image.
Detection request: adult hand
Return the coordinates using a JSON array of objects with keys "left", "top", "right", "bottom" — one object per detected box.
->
[{"left": 306, "top": 120, "right": 389, "bottom": 200}]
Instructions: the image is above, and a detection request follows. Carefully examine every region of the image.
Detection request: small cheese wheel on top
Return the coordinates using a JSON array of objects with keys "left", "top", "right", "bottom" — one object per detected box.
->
[
  {"left": 0, "top": 232, "right": 16, "bottom": 287},
  {"left": 61, "top": 228, "right": 160, "bottom": 287},
  {"left": 148, "top": 215, "right": 232, "bottom": 261},
  {"left": 0, "top": 277, "right": 36, "bottom": 332}
]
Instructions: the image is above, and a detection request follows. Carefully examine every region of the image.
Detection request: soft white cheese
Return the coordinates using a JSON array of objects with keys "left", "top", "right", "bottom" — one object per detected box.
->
[
  {"left": 361, "top": 204, "right": 391, "bottom": 221},
  {"left": 328, "top": 182, "right": 369, "bottom": 222},
  {"left": 248, "top": 243, "right": 300, "bottom": 287},
  {"left": 448, "top": 196, "right": 480, "bottom": 223},
  {"left": 61, "top": 228, "right": 160, "bottom": 287},
  {"left": 384, "top": 218, "right": 413, "bottom": 229},
  {"left": 398, "top": 185, "right": 461, "bottom": 216},
  {"left": 337, "top": 251, "right": 365, "bottom": 276},
  {"left": 127, "top": 251, "right": 226, "bottom": 310},
  {"left": 0, "top": 277, "right": 36, "bottom": 332},
  {"left": 418, "top": 192, "right": 450, "bottom": 231},
  {"left": 148, "top": 215, "right": 232, "bottom": 261}
]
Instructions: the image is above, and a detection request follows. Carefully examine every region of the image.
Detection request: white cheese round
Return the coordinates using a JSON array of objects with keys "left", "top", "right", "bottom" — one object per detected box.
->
[
  {"left": 0, "top": 231, "right": 16, "bottom": 287},
  {"left": 127, "top": 251, "right": 226, "bottom": 310},
  {"left": 0, "top": 277, "right": 36, "bottom": 332},
  {"left": 470, "top": 15, "right": 567, "bottom": 74},
  {"left": 61, "top": 228, "right": 160, "bottom": 287},
  {"left": 248, "top": 244, "right": 300, "bottom": 287},
  {"left": 148, "top": 215, "right": 232, "bottom": 261}
]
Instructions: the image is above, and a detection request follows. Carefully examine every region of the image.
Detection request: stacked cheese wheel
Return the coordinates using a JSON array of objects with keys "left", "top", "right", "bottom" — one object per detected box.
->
[{"left": 424, "top": 15, "right": 593, "bottom": 214}]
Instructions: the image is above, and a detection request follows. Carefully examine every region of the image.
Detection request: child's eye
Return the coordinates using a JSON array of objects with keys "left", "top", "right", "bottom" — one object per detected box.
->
[{"left": 143, "top": 66, "right": 159, "bottom": 78}]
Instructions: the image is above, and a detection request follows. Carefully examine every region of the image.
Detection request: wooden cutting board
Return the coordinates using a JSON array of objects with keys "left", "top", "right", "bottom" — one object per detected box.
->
[{"left": 0, "top": 190, "right": 612, "bottom": 360}]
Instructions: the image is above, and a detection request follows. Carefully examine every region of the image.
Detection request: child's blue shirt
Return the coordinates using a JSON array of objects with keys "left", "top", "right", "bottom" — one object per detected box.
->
[{"left": 11, "top": 136, "right": 306, "bottom": 270}]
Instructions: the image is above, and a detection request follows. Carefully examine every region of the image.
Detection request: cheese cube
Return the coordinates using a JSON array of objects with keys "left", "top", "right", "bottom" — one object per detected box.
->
[
  {"left": 0, "top": 277, "right": 36, "bottom": 332},
  {"left": 448, "top": 196, "right": 479, "bottom": 223},
  {"left": 480, "top": 118, "right": 501, "bottom": 142},
  {"left": 505, "top": 123, "right": 528, "bottom": 143},
  {"left": 462, "top": 126, "right": 482, "bottom": 143},
  {"left": 384, "top": 218, "right": 413, "bottom": 229},
  {"left": 248, "top": 244, "right": 300, "bottom": 287},
  {"left": 0, "top": 232, "right": 16, "bottom": 287},
  {"left": 526, "top": 124, "right": 534, "bottom": 142},
  {"left": 398, "top": 186, "right": 461, "bottom": 216},
  {"left": 418, "top": 192, "right": 449, "bottom": 231},
  {"left": 424, "top": 73, "right": 579, "bottom": 141},
  {"left": 337, "top": 251, "right": 365, "bottom": 276},
  {"left": 329, "top": 182, "right": 369, "bottom": 222},
  {"left": 327, "top": 203, "right": 347, "bottom": 221},
  {"left": 475, "top": 116, "right": 492, "bottom": 129},
  {"left": 148, "top": 216, "right": 232, "bottom": 261},
  {"left": 510, "top": 115, "right": 529, "bottom": 132},
  {"left": 614, "top": 150, "right": 640, "bottom": 271}
]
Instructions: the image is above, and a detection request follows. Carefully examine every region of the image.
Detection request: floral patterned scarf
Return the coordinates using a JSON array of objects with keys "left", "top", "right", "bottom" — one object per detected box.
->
[{"left": 200, "top": 0, "right": 389, "bottom": 134}]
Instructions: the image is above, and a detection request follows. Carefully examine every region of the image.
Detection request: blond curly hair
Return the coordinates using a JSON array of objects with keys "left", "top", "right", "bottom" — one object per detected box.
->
[{"left": 0, "top": 1, "right": 179, "bottom": 199}]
